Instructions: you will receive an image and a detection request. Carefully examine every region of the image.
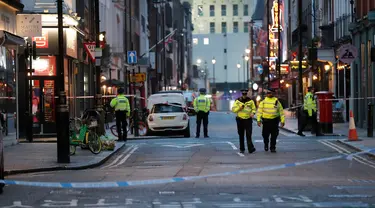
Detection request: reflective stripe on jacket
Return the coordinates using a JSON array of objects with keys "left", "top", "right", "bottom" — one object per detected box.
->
[
  {"left": 110, "top": 95, "right": 130, "bottom": 116},
  {"left": 231, "top": 98, "right": 256, "bottom": 119},
  {"left": 193, "top": 95, "right": 211, "bottom": 113},
  {"left": 257, "top": 97, "right": 285, "bottom": 123},
  {"left": 303, "top": 92, "right": 317, "bottom": 116}
]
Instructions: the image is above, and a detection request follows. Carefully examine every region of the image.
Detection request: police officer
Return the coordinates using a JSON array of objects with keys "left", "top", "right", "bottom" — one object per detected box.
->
[
  {"left": 110, "top": 88, "right": 130, "bottom": 141},
  {"left": 232, "top": 89, "right": 256, "bottom": 154},
  {"left": 257, "top": 89, "right": 285, "bottom": 153},
  {"left": 193, "top": 88, "right": 211, "bottom": 138},
  {"left": 297, "top": 87, "right": 322, "bottom": 136}
]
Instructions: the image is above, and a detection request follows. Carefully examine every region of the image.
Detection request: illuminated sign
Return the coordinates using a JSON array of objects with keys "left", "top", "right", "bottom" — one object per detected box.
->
[
  {"left": 271, "top": 0, "right": 283, "bottom": 33},
  {"left": 32, "top": 29, "right": 48, "bottom": 48}
]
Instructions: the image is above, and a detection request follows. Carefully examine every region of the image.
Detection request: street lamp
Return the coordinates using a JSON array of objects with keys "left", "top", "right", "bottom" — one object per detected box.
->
[
  {"left": 212, "top": 57, "right": 216, "bottom": 87},
  {"left": 237, "top": 63, "right": 241, "bottom": 87},
  {"left": 197, "top": 59, "right": 202, "bottom": 65},
  {"left": 245, "top": 48, "right": 250, "bottom": 54}
]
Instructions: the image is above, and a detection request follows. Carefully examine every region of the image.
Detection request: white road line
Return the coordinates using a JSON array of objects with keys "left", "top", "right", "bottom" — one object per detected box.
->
[
  {"left": 237, "top": 152, "right": 245, "bottom": 157},
  {"left": 100, "top": 146, "right": 133, "bottom": 169},
  {"left": 111, "top": 146, "right": 139, "bottom": 168},
  {"left": 329, "top": 194, "right": 373, "bottom": 198},
  {"left": 227, "top": 142, "right": 238, "bottom": 150},
  {"left": 319, "top": 140, "right": 347, "bottom": 154}
]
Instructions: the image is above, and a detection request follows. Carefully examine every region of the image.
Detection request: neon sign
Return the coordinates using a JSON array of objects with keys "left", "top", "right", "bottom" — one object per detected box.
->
[{"left": 270, "top": 0, "right": 283, "bottom": 33}]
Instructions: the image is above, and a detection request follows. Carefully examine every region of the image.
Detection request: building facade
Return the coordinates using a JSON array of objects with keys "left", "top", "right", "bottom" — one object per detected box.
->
[{"left": 190, "top": 0, "right": 257, "bottom": 91}]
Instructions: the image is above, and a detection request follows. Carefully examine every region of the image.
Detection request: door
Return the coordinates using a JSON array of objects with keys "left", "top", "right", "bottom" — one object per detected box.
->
[{"left": 32, "top": 79, "right": 56, "bottom": 135}]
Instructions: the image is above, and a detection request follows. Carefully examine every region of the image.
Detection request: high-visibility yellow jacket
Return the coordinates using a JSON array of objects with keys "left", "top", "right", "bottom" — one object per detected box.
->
[
  {"left": 257, "top": 97, "right": 285, "bottom": 123},
  {"left": 231, "top": 97, "right": 256, "bottom": 119},
  {"left": 110, "top": 94, "right": 130, "bottom": 116},
  {"left": 303, "top": 92, "right": 317, "bottom": 116},
  {"left": 193, "top": 95, "right": 211, "bottom": 113}
]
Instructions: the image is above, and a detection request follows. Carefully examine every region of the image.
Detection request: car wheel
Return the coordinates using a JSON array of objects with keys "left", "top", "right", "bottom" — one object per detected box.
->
[{"left": 183, "top": 123, "right": 190, "bottom": 138}]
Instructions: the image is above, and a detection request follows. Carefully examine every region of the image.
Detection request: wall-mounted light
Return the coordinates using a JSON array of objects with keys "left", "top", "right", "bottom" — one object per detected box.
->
[{"left": 313, "top": 75, "right": 318, "bottom": 80}]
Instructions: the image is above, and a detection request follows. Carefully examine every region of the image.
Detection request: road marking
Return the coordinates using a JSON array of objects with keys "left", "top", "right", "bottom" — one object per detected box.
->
[
  {"left": 328, "top": 194, "right": 373, "bottom": 198},
  {"left": 254, "top": 140, "right": 279, "bottom": 143},
  {"left": 111, "top": 146, "right": 138, "bottom": 168},
  {"left": 162, "top": 144, "right": 204, "bottom": 148},
  {"left": 227, "top": 142, "right": 238, "bottom": 150},
  {"left": 334, "top": 185, "right": 375, "bottom": 190},
  {"left": 349, "top": 179, "right": 375, "bottom": 184},
  {"left": 233, "top": 197, "right": 241, "bottom": 202},
  {"left": 159, "top": 191, "right": 175, "bottom": 195},
  {"left": 312, "top": 202, "right": 370, "bottom": 207},
  {"left": 1, "top": 201, "right": 33, "bottom": 208},
  {"left": 100, "top": 146, "right": 134, "bottom": 169},
  {"left": 237, "top": 152, "right": 245, "bottom": 157}
]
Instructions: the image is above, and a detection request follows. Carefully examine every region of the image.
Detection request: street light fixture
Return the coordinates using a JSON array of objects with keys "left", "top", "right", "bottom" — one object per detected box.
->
[
  {"left": 245, "top": 56, "right": 249, "bottom": 61},
  {"left": 197, "top": 59, "right": 202, "bottom": 64},
  {"left": 237, "top": 63, "right": 241, "bottom": 87},
  {"left": 212, "top": 58, "right": 216, "bottom": 64},
  {"left": 237, "top": 63, "right": 241, "bottom": 68},
  {"left": 245, "top": 48, "right": 250, "bottom": 54},
  {"left": 212, "top": 57, "right": 216, "bottom": 88}
]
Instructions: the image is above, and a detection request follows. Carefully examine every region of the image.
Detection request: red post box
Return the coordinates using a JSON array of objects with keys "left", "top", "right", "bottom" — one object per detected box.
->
[{"left": 315, "top": 91, "right": 333, "bottom": 134}]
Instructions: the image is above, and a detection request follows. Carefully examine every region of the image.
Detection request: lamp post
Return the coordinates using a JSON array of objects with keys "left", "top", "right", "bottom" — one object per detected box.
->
[
  {"left": 245, "top": 55, "right": 250, "bottom": 88},
  {"left": 237, "top": 63, "right": 241, "bottom": 88},
  {"left": 249, "top": 19, "right": 255, "bottom": 82},
  {"left": 212, "top": 57, "right": 216, "bottom": 88}
]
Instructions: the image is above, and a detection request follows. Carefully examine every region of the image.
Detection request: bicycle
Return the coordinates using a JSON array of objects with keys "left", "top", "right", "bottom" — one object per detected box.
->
[
  {"left": 110, "top": 115, "right": 148, "bottom": 137},
  {"left": 69, "top": 116, "right": 102, "bottom": 155}
]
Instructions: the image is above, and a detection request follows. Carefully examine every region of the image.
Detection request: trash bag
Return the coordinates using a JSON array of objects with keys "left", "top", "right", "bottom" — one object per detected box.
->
[{"left": 100, "top": 135, "right": 116, "bottom": 151}]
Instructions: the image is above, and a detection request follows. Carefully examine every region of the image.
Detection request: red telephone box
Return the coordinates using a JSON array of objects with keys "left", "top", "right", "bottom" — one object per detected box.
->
[{"left": 315, "top": 91, "right": 333, "bottom": 134}]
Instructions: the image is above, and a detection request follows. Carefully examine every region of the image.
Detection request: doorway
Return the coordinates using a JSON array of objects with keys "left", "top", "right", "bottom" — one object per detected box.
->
[{"left": 31, "top": 79, "right": 56, "bottom": 136}]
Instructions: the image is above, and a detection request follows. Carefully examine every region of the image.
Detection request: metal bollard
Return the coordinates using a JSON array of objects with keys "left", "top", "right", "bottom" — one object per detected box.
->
[{"left": 368, "top": 102, "right": 373, "bottom": 137}]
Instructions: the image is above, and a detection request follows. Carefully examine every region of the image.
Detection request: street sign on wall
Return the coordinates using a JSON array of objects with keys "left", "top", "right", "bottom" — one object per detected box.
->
[
  {"left": 338, "top": 44, "right": 357, "bottom": 64},
  {"left": 129, "top": 73, "right": 146, "bottom": 83},
  {"left": 83, "top": 42, "right": 95, "bottom": 62},
  {"left": 127, "top": 51, "right": 137, "bottom": 64}
]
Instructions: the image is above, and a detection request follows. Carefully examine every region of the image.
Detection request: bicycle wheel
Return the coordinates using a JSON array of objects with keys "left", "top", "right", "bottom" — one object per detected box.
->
[
  {"left": 138, "top": 122, "right": 147, "bottom": 136},
  {"left": 69, "top": 145, "right": 76, "bottom": 155},
  {"left": 87, "top": 131, "right": 102, "bottom": 154},
  {"left": 110, "top": 125, "right": 118, "bottom": 137}
]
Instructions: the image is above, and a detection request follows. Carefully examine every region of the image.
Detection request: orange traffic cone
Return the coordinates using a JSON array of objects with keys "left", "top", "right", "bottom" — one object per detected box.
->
[{"left": 348, "top": 110, "right": 358, "bottom": 141}]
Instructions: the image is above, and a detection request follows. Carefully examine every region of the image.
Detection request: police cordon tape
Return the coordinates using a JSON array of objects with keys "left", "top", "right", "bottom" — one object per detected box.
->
[{"left": 1, "top": 149, "right": 374, "bottom": 189}]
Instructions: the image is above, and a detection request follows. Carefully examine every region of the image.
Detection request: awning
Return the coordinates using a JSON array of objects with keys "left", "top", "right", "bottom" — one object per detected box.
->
[{"left": 0, "top": 31, "right": 25, "bottom": 49}]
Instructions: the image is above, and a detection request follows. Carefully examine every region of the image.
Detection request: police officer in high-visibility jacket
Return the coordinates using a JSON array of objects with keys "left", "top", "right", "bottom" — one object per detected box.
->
[
  {"left": 193, "top": 88, "right": 211, "bottom": 138},
  {"left": 232, "top": 89, "right": 256, "bottom": 154},
  {"left": 257, "top": 89, "right": 285, "bottom": 153},
  {"left": 110, "top": 88, "right": 130, "bottom": 141},
  {"left": 297, "top": 87, "right": 322, "bottom": 136}
]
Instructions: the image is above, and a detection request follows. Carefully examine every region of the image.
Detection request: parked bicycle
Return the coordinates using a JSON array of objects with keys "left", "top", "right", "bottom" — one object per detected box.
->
[
  {"left": 69, "top": 115, "right": 102, "bottom": 155},
  {"left": 110, "top": 110, "right": 148, "bottom": 137}
]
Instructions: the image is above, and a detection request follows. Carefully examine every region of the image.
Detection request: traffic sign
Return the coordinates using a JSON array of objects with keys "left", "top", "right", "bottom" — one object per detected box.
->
[
  {"left": 83, "top": 42, "right": 95, "bottom": 62},
  {"left": 127, "top": 51, "right": 137, "bottom": 64},
  {"left": 257, "top": 64, "right": 263, "bottom": 75},
  {"left": 339, "top": 44, "right": 357, "bottom": 64},
  {"left": 129, "top": 73, "right": 146, "bottom": 83}
]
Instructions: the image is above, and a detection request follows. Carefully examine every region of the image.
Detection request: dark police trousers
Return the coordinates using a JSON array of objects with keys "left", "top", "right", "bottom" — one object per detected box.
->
[
  {"left": 196, "top": 111, "right": 208, "bottom": 137},
  {"left": 299, "top": 111, "right": 319, "bottom": 134},
  {"left": 236, "top": 117, "right": 255, "bottom": 152},
  {"left": 115, "top": 110, "right": 128, "bottom": 141},
  {"left": 262, "top": 117, "right": 280, "bottom": 150}
]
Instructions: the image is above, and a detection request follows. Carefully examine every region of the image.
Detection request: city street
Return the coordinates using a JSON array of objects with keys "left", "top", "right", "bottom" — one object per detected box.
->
[{"left": 1, "top": 112, "right": 375, "bottom": 208}]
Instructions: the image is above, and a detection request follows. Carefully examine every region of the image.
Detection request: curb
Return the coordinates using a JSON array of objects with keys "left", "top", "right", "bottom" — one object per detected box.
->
[
  {"left": 4, "top": 143, "right": 127, "bottom": 176},
  {"left": 336, "top": 139, "right": 375, "bottom": 159}
]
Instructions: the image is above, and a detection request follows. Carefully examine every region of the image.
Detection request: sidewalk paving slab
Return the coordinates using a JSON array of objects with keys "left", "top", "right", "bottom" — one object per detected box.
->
[{"left": 4, "top": 142, "right": 126, "bottom": 176}]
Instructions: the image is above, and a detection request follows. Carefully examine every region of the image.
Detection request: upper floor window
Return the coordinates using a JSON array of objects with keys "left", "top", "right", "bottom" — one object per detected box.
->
[
  {"left": 244, "top": 22, "right": 249, "bottom": 33},
  {"left": 210, "top": 22, "right": 215, "bottom": 33},
  {"left": 221, "top": 22, "right": 227, "bottom": 33},
  {"left": 210, "top": 5, "right": 215, "bottom": 16},
  {"left": 233, "top": 22, "right": 239, "bottom": 33},
  {"left": 198, "top": 5, "right": 203, "bottom": 16},
  {"left": 221, "top": 5, "right": 226, "bottom": 16},
  {"left": 244, "top": 5, "right": 249, "bottom": 16},
  {"left": 233, "top": 4, "right": 238, "bottom": 16}
]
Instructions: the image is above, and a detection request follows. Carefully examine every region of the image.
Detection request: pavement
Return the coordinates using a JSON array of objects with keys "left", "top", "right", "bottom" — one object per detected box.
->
[{"left": 1, "top": 111, "right": 375, "bottom": 207}]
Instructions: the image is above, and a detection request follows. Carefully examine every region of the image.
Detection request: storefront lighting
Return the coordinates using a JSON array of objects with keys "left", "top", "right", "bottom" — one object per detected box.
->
[
  {"left": 101, "top": 75, "right": 107, "bottom": 81},
  {"left": 280, "top": 79, "right": 285, "bottom": 83},
  {"left": 286, "top": 83, "right": 290, "bottom": 88},
  {"left": 102, "top": 85, "right": 107, "bottom": 89},
  {"left": 324, "top": 64, "right": 330, "bottom": 71},
  {"left": 229, "top": 90, "right": 233, "bottom": 93},
  {"left": 313, "top": 75, "right": 318, "bottom": 80}
]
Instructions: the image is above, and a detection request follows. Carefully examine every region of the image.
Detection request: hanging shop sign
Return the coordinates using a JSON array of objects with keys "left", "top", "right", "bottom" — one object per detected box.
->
[{"left": 270, "top": 0, "right": 283, "bottom": 33}]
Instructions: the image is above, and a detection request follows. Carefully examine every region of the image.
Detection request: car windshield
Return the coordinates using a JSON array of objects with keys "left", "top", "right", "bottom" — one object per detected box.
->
[{"left": 152, "top": 103, "right": 183, "bottom": 113}]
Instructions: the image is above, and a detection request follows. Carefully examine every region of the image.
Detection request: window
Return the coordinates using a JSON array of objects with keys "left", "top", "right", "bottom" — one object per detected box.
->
[
  {"left": 221, "top": 22, "right": 227, "bottom": 33},
  {"left": 244, "top": 4, "right": 249, "bottom": 16},
  {"left": 244, "top": 22, "right": 249, "bottom": 33},
  {"left": 204, "top": 38, "right": 209, "bottom": 45},
  {"left": 198, "top": 5, "right": 203, "bottom": 16},
  {"left": 224, "top": 48, "right": 227, "bottom": 53},
  {"left": 210, "top": 22, "right": 215, "bottom": 33},
  {"left": 210, "top": 5, "right": 215, "bottom": 16},
  {"left": 233, "top": 4, "right": 238, "bottom": 16},
  {"left": 193, "top": 38, "right": 198, "bottom": 45},
  {"left": 224, "top": 65, "right": 227, "bottom": 69},
  {"left": 221, "top": 5, "right": 226, "bottom": 16},
  {"left": 152, "top": 104, "right": 183, "bottom": 113},
  {"left": 233, "top": 22, "right": 238, "bottom": 33}
]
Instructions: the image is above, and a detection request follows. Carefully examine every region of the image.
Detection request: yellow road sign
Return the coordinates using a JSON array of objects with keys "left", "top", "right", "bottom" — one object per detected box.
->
[{"left": 129, "top": 73, "right": 146, "bottom": 83}]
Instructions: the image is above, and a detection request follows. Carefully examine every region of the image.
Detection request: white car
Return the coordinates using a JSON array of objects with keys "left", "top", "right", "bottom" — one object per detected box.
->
[{"left": 147, "top": 103, "right": 190, "bottom": 137}]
